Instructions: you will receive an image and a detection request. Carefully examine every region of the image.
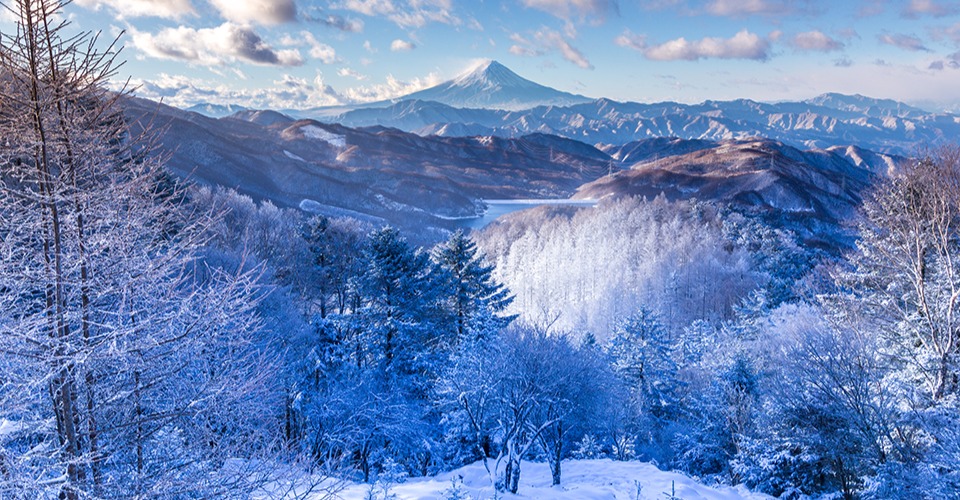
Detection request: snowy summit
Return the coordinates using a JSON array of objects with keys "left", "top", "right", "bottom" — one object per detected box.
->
[{"left": 400, "top": 60, "right": 592, "bottom": 111}]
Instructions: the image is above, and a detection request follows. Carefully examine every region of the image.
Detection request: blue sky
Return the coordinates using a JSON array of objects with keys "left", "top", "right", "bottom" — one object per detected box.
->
[{"left": 42, "top": 0, "right": 960, "bottom": 111}]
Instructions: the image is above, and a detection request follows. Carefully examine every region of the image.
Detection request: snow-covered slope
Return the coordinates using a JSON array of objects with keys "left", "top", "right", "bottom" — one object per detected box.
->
[
  {"left": 576, "top": 138, "right": 906, "bottom": 249},
  {"left": 268, "top": 459, "right": 772, "bottom": 499}
]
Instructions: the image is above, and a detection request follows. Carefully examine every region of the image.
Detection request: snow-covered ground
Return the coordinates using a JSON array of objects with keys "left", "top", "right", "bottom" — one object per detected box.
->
[
  {"left": 301, "top": 125, "right": 347, "bottom": 148},
  {"left": 295, "top": 459, "right": 770, "bottom": 500}
]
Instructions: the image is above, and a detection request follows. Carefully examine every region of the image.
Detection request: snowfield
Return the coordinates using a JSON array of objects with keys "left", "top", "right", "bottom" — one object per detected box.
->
[
  {"left": 301, "top": 125, "right": 347, "bottom": 148},
  {"left": 294, "top": 459, "right": 771, "bottom": 500}
]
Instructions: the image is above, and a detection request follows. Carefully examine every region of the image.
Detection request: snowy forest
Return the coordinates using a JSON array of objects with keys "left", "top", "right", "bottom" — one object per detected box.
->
[{"left": 1, "top": 1, "right": 960, "bottom": 499}]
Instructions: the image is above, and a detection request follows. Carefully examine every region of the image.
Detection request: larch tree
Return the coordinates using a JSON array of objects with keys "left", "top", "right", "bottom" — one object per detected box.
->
[
  {"left": 0, "top": 1, "right": 278, "bottom": 497},
  {"left": 849, "top": 146, "right": 960, "bottom": 402}
]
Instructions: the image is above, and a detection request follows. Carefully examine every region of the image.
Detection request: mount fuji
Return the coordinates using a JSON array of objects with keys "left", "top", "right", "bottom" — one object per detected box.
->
[
  {"left": 281, "top": 60, "right": 592, "bottom": 118},
  {"left": 398, "top": 60, "right": 591, "bottom": 110}
]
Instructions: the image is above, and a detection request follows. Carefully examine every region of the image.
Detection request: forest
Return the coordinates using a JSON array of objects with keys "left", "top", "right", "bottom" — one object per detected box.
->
[{"left": 1, "top": 1, "right": 959, "bottom": 499}]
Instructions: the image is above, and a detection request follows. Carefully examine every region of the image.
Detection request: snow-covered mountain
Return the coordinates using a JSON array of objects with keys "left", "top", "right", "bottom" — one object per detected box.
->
[
  {"left": 129, "top": 93, "right": 906, "bottom": 251},
  {"left": 202, "top": 61, "right": 955, "bottom": 156},
  {"left": 577, "top": 138, "right": 906, "bottom": 248},
  {"left": 327, "top": 93, "right": 957, "bottom": 156},
  {"left": 279, "top": 60, "right": 592, "bottom": 118},
  {"left": 399, "top": 60, "right": 591, "bottom": 110}
]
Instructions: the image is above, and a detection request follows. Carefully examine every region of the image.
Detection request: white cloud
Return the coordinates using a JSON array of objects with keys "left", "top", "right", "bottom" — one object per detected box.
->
[
  {"left": 789, "top": 31, "right": 844, "bottom": 52},
  {"left": 281, "top": 31, "right": 338, "bottom": 64},
  {"left": 616, "top": 29, "right": 771, "bottom": 61},
  {"left": 521, "top": 0, "right": 619, "bottom": 21},
  {"left": 902, "top": 0, "right": 959, "bottom": 18},
  {"left": 509, "top": 37, "right": 543, "bottom": 57},
  {"left": 931, "top": 22, "right": 960, "bottom": 45},
  {"left": 342, "top": 72, "right": 442, "bottom": 102},
  {"left": 208, "top": 0, "right": 297, "bottom": 25},
  {"left": 309, "top": 44, "right": 337, "bottom": 64},
  {"left": 704, "top": 0, "right": 792, "bottom": 16},
  {"left": 338, "top": 67, "right": 368, "bottom": 80},
  {"left": 877, "top": 33, "right": 930, "bottom": 51},
  {"left": 363, "top": 40, "right": 378, "bottom": 53},
  {"left": 340, "top": 0, "right": 395, "bottom": 16},
  {"left": 131, "top": 23, "right": 304, "bottom": 66},
  {"left": 509, "top": 29, "right": 593, "bottom": 69},
  {"left": 130, "top": 72, "right": 346, "bottom": 109},
  {"left": 390, "top": 39, "right": 416, "bottom": 51},
  {"left": 75, "top": 0, "right": 194, "bottom": 19},
  {"left": 338, "top": 0, "right": 459, "bottom": 28},
  {"left": 306, "top": 13, "right": 365, "bottom": 32}
]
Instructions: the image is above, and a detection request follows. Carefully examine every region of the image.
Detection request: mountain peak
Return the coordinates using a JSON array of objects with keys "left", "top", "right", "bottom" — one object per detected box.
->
[
  {"left": 805, "top": 92, "right": 924, "bottom": 118},
  {"left": 452, "top": 59, "right": 537, "bottom": 91},
  {"left": 400, "top": 60, "right": 591, "bottom": 111}
]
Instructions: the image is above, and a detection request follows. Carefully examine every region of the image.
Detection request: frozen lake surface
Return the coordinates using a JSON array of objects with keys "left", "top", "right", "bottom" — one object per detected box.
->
[{"left": 458, "top": 199, "right": 597, "bottom": 230}]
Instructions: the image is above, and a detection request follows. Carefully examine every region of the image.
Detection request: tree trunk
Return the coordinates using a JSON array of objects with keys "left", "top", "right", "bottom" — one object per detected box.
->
[
  {"left": 551, "top": 422, "right": 563, "bottom": 485},
  {"left": 550, "top": 445, "right": 562, "bottom": 485},
  {"left": 507, "top": 456, "right": 521, "bottom": 494}
]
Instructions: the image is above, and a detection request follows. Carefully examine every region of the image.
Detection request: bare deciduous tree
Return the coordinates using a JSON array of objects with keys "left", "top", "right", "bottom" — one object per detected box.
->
[{"left": 0, "top": 1, "right": 282, "bottom": 497}]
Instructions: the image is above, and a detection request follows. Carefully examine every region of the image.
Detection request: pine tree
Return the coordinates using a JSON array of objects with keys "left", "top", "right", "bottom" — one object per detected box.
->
[
  {"left": 358, "top": 226, "right": 443, "bottom": 376},
  {"left": 433, "top": 230, "right": 514, "bottom": 343}
]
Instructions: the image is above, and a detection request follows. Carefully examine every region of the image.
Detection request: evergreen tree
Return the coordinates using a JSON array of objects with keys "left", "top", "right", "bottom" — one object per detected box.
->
[
  {"left": 607, "top": 308, "right": 680, "bottom": 461},
  {"left": 433, "top": 230, "right": 514, "bottom": 343},
  {"left": 358, "top": 226, "right": 444, "bottom": 377},
  {"left": 609, "top": 308, "right": 679, "bottom": 420}
]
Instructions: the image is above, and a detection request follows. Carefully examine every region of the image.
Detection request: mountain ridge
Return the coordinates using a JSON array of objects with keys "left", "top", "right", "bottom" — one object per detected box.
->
[{"left": 181, "top": 60, "right": 954, "bottom": 156}]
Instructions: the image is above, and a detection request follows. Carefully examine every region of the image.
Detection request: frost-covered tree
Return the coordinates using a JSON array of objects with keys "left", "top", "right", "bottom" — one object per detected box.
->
[
  {"left": 477, "top": 197, "right": 759, "bottom": 339},
  {"left": 848, "top": 147, "right": 960, "bottom": 401},
  {"left": 437, "top": 325, "right": 615, "bottom": 493},
  {"left": 356, "top": 226, "right": 445, "bottom": 376},
  {"left": 818, "top": 147, "right": 960, "bottom": 495},
  {"left": 303, "top": 215, "right": 369, "bottom": 317},
  {"left": 433, "top": 230, "right": 514, "bottom": 343},
  {"left": 0, "top": 1, "right": 276, "bottom": 497},
  {"left": 608, "top": 309, "right": 679, "bottom": 422},
  {"left": 531, "top": 335, "right": 616, "bottom": 486}
]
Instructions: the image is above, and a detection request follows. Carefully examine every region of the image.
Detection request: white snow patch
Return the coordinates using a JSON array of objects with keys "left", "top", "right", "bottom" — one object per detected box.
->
[
  {"left": 296, "top": 459, "right": 772, "bottom": 500},
  {"left": 299, "top": 199, "right": 324, "bottom": 212},
  {"left": 474, "top": 136, "right": 494, "bottom": 146},
  {"left": 0, "top": 419, "right": 23, "bottom": 439},
  {"left": 284, "top": 150, "right": 305, "bottom": 162},
  {"left": 301, "top": 125, "right": 346, "bottom": 148},
  {"left": 0, "top": 418, "right": 47, "bottom": 439}
]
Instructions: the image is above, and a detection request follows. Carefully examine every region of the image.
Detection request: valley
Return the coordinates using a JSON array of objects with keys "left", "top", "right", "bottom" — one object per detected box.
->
[{"left": 131, "top": 63, "right": 914, "bottom": 248}]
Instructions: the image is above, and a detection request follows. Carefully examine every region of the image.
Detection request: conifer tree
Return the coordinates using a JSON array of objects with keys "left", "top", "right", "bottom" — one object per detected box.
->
[{"left": 433, "top": 230, "right": 514, "bottom": 343}]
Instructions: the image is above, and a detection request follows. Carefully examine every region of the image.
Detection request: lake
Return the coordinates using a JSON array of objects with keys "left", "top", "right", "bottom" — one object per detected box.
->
[{"left": 456, "top": 199, "right": 597, "bottom": 230}]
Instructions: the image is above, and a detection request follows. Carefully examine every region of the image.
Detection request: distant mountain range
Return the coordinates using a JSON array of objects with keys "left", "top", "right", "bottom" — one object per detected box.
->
[
  {"left": 147, "top": 60, "right": 928, "bottom": 247},
  {"left": 183, "top": 61, "right": 957, "bottom": 157},
  {"left": 319, "top": 93, "right": 954, "bottom": 157}
]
